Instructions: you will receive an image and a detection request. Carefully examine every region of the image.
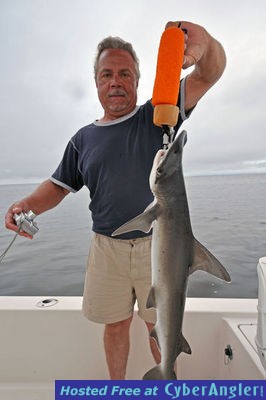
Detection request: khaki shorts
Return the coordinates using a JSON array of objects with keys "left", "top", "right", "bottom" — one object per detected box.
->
[{"left": 82, "top": 233, "right": 156, "bottom": 324}]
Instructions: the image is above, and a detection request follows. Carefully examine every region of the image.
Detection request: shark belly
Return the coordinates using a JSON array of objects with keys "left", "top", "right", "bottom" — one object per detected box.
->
[{"left": 150, "top": 215, "right": 192, "bottom": 372}]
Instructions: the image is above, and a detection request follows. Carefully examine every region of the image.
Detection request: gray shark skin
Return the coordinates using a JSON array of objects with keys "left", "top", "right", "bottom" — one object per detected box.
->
[{"left": 112, "top": 130, "right": 231, "bottom": 380}]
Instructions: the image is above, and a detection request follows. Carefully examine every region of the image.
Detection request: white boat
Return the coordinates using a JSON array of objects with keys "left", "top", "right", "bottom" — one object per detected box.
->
[{"left": 0, "top": 258, "right": 265, "bottom": 400}]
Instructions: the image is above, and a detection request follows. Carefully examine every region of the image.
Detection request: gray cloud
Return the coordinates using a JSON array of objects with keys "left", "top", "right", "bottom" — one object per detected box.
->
[{"left": 1, "top": 0, "right": 266, "bottom": 183}]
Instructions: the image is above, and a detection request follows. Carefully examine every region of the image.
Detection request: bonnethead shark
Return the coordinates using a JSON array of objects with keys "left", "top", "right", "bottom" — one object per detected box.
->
[{"left": 112, "top": 130, "right": 231, "bottom": 379}]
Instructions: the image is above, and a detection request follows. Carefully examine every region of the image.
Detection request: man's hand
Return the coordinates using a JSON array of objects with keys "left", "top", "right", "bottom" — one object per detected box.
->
[
  {"left": 165, "top": 20, "right": 226, "bottom": 110},
  {"left": 165, "top": 20, "right": 211, "bottom": 69},
  {"left": 5, "top": 202, "right": 33, "bottom": 239},
  {"left": 4, "top": 180, "right": 70, "bottom": 239}
]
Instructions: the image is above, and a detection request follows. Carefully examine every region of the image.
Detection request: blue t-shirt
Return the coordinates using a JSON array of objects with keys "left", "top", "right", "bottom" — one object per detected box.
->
[{"left": 50, "top": 80, "right": 191, "bottom": 239}]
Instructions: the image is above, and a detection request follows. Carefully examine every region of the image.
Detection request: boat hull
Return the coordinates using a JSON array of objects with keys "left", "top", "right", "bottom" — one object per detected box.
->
[{"left": 0, "top": 296, "right": 264, "bottom": 400}]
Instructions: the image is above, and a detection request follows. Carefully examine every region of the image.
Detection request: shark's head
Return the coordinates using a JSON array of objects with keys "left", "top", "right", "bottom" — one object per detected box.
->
[{"left": 149, "top": 130, "right": 187, "bottom": 192}]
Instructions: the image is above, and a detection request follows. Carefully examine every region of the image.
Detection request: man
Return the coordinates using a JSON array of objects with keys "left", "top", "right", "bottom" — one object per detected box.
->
[{"left": 5, "top": 21, "right": 226, "bottom": 379}]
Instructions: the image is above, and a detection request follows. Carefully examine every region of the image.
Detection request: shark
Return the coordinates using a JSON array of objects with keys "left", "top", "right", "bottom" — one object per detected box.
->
[{"left": 112, "top": 130, "right": 231, "bottom": 379}]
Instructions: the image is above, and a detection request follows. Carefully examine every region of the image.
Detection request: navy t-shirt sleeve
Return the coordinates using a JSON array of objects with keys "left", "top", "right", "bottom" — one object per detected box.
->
[{"left": 50, "top": 139, "right": 84, "bottom": 193}]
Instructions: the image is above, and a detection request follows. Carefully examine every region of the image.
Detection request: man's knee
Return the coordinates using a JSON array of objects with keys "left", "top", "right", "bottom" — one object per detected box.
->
[{"left": 105, "top": 316, "right": 133, "bottom": 334}]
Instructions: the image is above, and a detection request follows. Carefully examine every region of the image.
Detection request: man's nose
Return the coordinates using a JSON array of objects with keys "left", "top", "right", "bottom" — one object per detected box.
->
[{"left": 110, "top": 73, "right": 122, "bottom": 86}]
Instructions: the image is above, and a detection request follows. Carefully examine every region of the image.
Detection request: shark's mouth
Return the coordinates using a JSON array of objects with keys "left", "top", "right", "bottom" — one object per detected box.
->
[{"left": 155, "top": 149, "right": 167, "bottom": 168}]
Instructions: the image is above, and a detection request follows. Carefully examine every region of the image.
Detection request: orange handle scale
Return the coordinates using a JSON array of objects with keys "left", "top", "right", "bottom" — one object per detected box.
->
[{"left": 152, "top": 26, "right": 185, "bottom": 127}]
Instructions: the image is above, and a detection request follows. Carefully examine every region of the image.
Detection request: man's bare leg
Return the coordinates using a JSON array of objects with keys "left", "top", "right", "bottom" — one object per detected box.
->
[
  {"left": 104, "top": 316, "right": 133, "bottom": 380},
  {"left": 145, "top": 321, "right": 161, "bottom": 364}
]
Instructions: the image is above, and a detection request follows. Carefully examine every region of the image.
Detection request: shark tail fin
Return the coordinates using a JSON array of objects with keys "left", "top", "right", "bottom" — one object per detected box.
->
[
  {"left": 190, "top": 238, "right": 231, "bottom": 282},
  {"left": 143, "top": 365, "right": 177, "bottom": 380}
]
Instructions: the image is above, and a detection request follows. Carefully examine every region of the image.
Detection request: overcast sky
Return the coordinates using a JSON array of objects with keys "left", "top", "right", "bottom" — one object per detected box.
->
[{"left": 1, "top": 0, "right": 266, "bottom": 184}]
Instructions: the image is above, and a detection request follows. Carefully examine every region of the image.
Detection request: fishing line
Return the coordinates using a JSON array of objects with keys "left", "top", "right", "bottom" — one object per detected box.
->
[
  {"left": 0, "top": 225, "right": 22, "bottom": 264},
  {"left": 0, "top": 211, "right": 38, "bottom": 264}
]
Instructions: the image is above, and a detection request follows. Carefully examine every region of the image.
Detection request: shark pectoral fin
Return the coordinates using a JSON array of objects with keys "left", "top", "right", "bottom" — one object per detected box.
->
[
  {"left": 190, "top": 238, "right": 231, "bottom": 282},
  {"left": 146, "top": 286, "right": 156, "bottom": 309},
  {"left": 143, "top": 199, "right": 157, "bottom": 212},
  {"left": 112, "top": 202, "right": 160, "bottom": 236}
]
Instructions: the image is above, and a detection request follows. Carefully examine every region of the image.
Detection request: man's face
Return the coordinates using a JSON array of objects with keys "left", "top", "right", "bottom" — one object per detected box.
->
[{"left": 95, "top": 49, "right": 139, "bottom": 122}]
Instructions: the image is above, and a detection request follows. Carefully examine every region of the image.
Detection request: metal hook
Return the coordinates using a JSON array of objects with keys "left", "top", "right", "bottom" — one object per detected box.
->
[{"left": 162, "top": 125, "right": 175, "bottom": 150}]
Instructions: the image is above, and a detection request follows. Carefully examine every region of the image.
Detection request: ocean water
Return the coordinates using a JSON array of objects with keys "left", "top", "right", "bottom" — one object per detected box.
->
[{"left": 0, "top": 173, "right": 265, "bottom": 298}]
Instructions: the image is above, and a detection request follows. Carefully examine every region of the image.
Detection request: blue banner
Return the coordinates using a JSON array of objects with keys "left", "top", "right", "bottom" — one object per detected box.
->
[{"left": 55, "top": 380, "right": 265, "bottom": 400}]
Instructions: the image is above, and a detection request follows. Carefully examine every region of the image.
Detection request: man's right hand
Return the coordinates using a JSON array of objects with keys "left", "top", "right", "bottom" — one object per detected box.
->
[
  {"left": 5, "top": 179, "right": 70, "bottom": 239},
  {"left": 5, "top": 202, "right": 33, "bottom": 239}
]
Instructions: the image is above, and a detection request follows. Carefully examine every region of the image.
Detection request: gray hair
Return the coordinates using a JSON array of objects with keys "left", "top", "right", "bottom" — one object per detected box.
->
[{"left": 94, "top": 36, "right": 140, "bottom": 80}]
